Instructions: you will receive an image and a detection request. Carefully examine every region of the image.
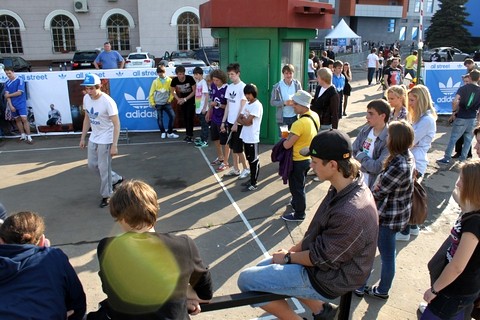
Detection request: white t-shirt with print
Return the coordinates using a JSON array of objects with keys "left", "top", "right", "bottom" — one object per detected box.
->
[
  {"left": 360, "top": 128, "right": 378, "bottom": 186},
  {"left": 83, "top": 93, "right": 119, "bottom": 145},
  {"left": 239, "top": 99, "right": 263, "bottom": 144},
  {"left": 195, "top": 78, "right": 209, "bottom": 114},
  {"left": 225, "top": 81, "right": 246, "bottom": 124}
]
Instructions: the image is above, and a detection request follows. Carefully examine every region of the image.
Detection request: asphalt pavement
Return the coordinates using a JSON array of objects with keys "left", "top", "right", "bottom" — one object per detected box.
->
[{"left": 0, "top": 69, "right": 467, "bottom": 319}]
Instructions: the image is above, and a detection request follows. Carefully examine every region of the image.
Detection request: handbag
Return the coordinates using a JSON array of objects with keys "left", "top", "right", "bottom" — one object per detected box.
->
[{"left": 409, "top": 173, "right": 428, "bottom": 225}]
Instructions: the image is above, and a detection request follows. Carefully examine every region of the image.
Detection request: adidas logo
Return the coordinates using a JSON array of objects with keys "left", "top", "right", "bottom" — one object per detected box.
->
[
  {"left": 86, "top": 107, "right": 99, "bottom": 119},
  {"left": 229, "top": 91, "right": 237, "bottom": 99},
  {"left": 0, "top": 75, "right": 6, "bottom": 82},
  {"left": 116, "top": 71, "right": 124, "bottom": 77},
  {"left": 58, "top": 74, "right": 67, "bottom": 79},
  {"left": 124, "top": 87, "right": 149, "bottom": 109},
  {"left": 438, "top": 77, "right": 461, "bottom": 96}
]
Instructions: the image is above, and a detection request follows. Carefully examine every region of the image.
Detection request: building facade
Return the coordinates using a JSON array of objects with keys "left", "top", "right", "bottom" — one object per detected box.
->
[{"left": 0, "top": 0, "right": 215, "bottom": 64}]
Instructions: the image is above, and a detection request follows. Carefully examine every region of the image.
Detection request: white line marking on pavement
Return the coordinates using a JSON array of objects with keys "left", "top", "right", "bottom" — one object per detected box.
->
[{"left": 197, "top": 148, "right": 305, "bottom": 317}]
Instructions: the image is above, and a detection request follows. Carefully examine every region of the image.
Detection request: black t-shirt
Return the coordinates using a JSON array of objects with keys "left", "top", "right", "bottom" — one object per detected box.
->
[
  {"left": 444, "top": 213, "right": 480, "bottom": 296},
  {"left": 456, "top": 84, "right": 480, "bottom": 119},
  {"left": 170, "top": 75, "right": 196, "bottom": 105}
]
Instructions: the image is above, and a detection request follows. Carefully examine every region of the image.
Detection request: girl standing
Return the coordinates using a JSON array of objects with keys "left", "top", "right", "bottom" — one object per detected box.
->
[
  {"left": 342, "top": 62, "right": 352, "bottom": 116},
  {"left": 386, "top": 85, "right": 408, "bottom": 122}
]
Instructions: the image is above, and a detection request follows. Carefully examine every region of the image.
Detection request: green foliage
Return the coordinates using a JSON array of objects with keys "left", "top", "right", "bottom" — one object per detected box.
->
[{"left": 425, "top": 0, "right": 472, "bottom": 50}]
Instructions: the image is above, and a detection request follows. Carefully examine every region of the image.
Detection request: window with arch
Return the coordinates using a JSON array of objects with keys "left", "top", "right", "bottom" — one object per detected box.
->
[
  {"left": 177, "top": 12, "right": 199, "bottom": 50},
  {"left": 107, "top": 14, "right": 130, "bottom": 51},
  {"left": 51, "top": 14, "right": 76, "bottom": 53},
  {"left": 0, "top": 15, "right": 23, "bottom": 54}
]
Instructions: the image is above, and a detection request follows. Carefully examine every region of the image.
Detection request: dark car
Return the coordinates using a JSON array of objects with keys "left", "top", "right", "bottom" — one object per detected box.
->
[
  {"left": 0, "top": 56, "right": 32, "bottom": 72},
  {"left": 71, "top": 50, "right": 99, "bottom": 70},
  {"left": 193, "top": 47, "right": 219, "bottom": 66}
]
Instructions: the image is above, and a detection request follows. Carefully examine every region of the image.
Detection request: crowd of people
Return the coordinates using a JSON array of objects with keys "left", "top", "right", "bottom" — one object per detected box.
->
[{"left": 1, "top": 56, "right": 479, "bottom": 320}]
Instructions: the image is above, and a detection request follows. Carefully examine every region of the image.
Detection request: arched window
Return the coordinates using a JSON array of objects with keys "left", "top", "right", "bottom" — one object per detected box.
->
[
  {"left": 51, "top": 14, "right": 76, "bottom": 53},
  {"left": 177, "top": 12, "right": 199, "bottom": 51},
  {"left": 0, "top": 15, "right": 23, "bottom": 54},
  {"left": 107, "top": 14, "right": 130, "bottom": 51}
]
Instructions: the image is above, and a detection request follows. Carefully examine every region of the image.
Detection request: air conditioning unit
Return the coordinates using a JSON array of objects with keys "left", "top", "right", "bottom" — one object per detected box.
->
[{"left": 74, "top": 0, "right": 88, "bottom": 12}]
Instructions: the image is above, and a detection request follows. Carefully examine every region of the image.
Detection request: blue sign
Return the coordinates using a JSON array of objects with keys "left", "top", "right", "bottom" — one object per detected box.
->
[{"left": 424, "top": 62, "right": 466, "bottom": 114}]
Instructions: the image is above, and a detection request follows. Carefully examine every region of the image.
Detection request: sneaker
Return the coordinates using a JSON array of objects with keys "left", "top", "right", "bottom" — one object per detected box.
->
[
  {"left": 396, "top": 232, "right": 411, "bottom": 241},
  {"left": 99, "top": 197, "right": 110, "bottom": 208},
  {"left": 354, "top": 287, "right": 367, "bottom": 298},
  {"left": 194, "top": 137, "right": 202, "bottom": 142},
  {"left": 313, "top": 302, "right": 338, "bottom": 320},
  {"left": 167, "top": 133, "right": 179, "bottom": 139},
  {"left": 343, "top": 112, "right": 347, "bottom": 117},
  {"left": 436, "top": 158, "right": 450, "bottom": 164},
  {"left": 112, "top": 177, "right": 124, "bottom": 191},
  {"left": 161, "top": 132, "right": 166, "bottom": 139},
  {"left": 281, "top": 212, "right": 305, "bottom": 222},
  {"left": 210, "top": 158, "right": 223, "bottom": 165},
  {"left": 184, "top": 136, "right": 193, "bottom": 143},
  {"left": 238, "top": 169, "right": 250, "bottom": 180},
  {"left": 20, "top": 133, "right": 26, "bottom": 141},
  {"left": 216, "top": 163, "right": 229, "bottom": 172},
  {"left": 243, "top": 184, "right": 258, "bottom": 192},
  {"left": 410, "top": 227, "right": 420, "bottom": 236},
  {"left": 365, "top": 286, "right": 389, "bottom": 300},
  {"left": 418, "top": 302, "right": 428, "bottom": 314},
  {"left": 26, "top": 136, "right": 33, "bottom": 144},
  {"left": 451, "top": 153, "right": 461, "bottom": 159},
  {"left": 195, "top": 141, "right": 209, "bottom": 148},
  {"left": 224, "top": 168, "right": 241, "bottom": 176}
]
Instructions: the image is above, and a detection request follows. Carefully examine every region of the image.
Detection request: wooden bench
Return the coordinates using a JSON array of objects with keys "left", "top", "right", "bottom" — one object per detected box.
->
[{"left": 200, "top": 291, "right": 352, "bottom": 319}]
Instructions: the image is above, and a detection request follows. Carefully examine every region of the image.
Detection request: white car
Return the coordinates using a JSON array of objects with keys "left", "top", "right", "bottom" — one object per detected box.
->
[
  {"left": 161, "top": 50, "right": 206, "bottom": 67},
  {"left": 125, "top": 52, "right": 156, "bottom": 68}
]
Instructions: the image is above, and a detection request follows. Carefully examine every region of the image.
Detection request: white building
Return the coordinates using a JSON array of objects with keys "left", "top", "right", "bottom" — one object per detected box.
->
[{"left": 0, "top": 0, "right": 215, "bottom": 65}]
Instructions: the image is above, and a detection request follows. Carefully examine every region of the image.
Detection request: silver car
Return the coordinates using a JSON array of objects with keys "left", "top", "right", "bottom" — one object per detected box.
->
[{"left": 422, "top": 47, "right": 470, "bottom": 62}]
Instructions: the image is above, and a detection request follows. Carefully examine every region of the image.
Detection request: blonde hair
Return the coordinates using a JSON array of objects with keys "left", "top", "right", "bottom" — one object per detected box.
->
[
  {"left": 109, "top": 180, "right": 159, "bottom": 230},
  {"left": 459, "top": 160, "right": 480, "bottom": 209},
  {"left": 316, "top": 67, "right": 332, "bottom": 85},
  {"left": 407, "top": 85, "right": 437, "bottom": 124},
  {"left": 386, "top": 85, "right": 407, "bottom": 107}
]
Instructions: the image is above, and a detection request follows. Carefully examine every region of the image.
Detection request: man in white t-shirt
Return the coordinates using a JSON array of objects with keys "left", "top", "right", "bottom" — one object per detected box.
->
[
  {"left": 352, "top": 99, "right": 390, "bottom": 190},
  {"left": 221, "top": 63, "right": 249, "bottom": 179},
  {"left": 79, "top": 74, "right": 123, "bottom": 208},
  {"left": 238, "top": 83, "right": 263, "bottom": 191},
  {"left": 366, "top": 48, "right": 379, "bottom": 86}
]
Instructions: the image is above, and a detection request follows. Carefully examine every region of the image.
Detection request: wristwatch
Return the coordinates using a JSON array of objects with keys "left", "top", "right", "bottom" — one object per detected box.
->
[
  {"left": 283, "top": 252, "right": 291, "bottom": 264},
  {"left": 430, "top": 287, "right": 439, "bottom": 295}
]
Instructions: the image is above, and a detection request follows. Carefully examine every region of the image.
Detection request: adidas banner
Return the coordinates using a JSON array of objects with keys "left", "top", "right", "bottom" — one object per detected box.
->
[
  {"left": 424, "top": 62, "right": 467, "bottom": 115},
  {"left": 0, "top": 66, "right": 213, "bottom": 135}
]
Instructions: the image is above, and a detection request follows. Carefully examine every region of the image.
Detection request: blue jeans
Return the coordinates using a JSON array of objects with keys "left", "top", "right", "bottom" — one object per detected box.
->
[
  {"left": 288, "top": 160, "right": 311, "bottom": 219},
  {"left": 367, "top": 68, "right": 376, "bottom": 84},
  {"left": 443, "top": 117, "right": 477, "bottom": 161},
  {"left": 197, "top": 113, "right": 209, "bottom": 142},
  {"left": 155, "top": 104, "right": 175, "bottom": 134},
  {"left": 377, "top": 226, "right": 397, "bottom": 294},
  {"left": 237, "top": 257, "right": 331, "bottom": 305}
]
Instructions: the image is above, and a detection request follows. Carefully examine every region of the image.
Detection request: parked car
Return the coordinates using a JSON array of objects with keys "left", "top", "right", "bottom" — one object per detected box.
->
[
  {"left": 71, "top": 50, "right": 99, "bottom": 70},
  {"left": 161, "top": 50, "right": 206, "bottom": 68},
  {"left": 422, "top": 47, "right": 470, "bottom": 62},
  {"left": 0, "top": 56, "right": 32, "bottom": 72},
  {"left": 193, "top": 47, "right": 219, "bottom": 66},
  {"left": 125, "top": 52, "right": 156, "bottom": 68}
]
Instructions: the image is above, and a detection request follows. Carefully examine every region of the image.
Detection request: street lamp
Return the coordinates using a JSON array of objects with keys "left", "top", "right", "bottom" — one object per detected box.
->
[{"left": 416, "top": 41, "right": 423, "bottom": 85}]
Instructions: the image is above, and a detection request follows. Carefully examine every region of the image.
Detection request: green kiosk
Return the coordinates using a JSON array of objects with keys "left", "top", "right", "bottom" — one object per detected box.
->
[{"left": 200, "top": 0, "right": 334, "bottom": 144}]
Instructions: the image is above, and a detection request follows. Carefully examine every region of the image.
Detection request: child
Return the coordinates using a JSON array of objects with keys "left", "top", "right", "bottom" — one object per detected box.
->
[
  {"left": 332, "top": 60, "right": 345, "bottom": 120},
  {"left": 238, "top": 84, "right": 263, "bottom": 191},
  {"left": 193, "top": 67, "right": 210, "bottom": 147}
]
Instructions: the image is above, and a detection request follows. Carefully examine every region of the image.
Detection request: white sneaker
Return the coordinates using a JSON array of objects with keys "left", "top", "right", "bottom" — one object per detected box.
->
[
  {"left": 161, "top": 133, "right": 166, "bottom": 139},
  {"left": 395, "top": 232, "right": 410, "bottom": 241},
  {"left": 224, "top": 168, "right": 241, "bottom": 176},
  {"left": 410, "top": 227, "right": 420, "bottom": 236},
  {"left": 26, "top": 136, "right": 33, "bottom": 144},
  {"left": 167, "top": 133, "right": 179, "bottom": 139},
  {"left": 418, "top": 302, "right": 427, "bottom": 314},
  {"left": 238, "top": 169, "right": 250, "bottom": 180}
]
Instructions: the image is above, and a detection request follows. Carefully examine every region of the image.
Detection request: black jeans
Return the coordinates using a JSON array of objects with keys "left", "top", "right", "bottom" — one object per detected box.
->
[{"left": 288, "top": 159, "right": 311, "bottom": 219}]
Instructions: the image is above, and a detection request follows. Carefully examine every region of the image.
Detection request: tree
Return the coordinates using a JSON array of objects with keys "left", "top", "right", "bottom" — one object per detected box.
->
[{"left": 425, "top": 0, "right": 472, "bottom": 49}]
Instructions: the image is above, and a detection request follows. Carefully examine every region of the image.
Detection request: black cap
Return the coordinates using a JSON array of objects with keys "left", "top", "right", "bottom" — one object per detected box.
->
[{"left": 300, "top": 129, "right": 352, "bottom": 160}]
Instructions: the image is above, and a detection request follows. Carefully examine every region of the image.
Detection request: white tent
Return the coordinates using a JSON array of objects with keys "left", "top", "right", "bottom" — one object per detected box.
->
[{"left": 325, "top": 19, "right": 362, "bottom": 53}]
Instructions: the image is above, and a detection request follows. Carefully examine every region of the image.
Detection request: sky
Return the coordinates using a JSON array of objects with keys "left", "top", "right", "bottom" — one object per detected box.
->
[{"left": 465, "top": 0, "right": 480, "bottom": 37}]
